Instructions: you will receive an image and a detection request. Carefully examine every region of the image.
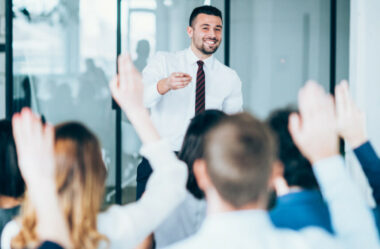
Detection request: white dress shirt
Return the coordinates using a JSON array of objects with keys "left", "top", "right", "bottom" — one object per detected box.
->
[
  {"left": 143, "top": 48, "right": 243, "bottom": 151},
  {"left": 1, "top": 140, "right": 188, "bottom": 249},
  {"left": 166, "top": 156, "right": 380, "bottom": 249},
  {"left": 154, "top": 191, "right": 207, "bottom": 248}
]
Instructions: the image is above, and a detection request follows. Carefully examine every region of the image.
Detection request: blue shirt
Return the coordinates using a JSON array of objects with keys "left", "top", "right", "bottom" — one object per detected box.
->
[
  {"left": 270, "top": 190, "right": 333, "bottom": 234},
  {"left": 353, "top": 141, "right": 380, "bottom": 204}
]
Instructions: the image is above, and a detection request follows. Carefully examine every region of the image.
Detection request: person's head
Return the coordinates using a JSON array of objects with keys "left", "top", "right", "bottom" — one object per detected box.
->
[
  {"left": 266, "top": 107, "right": 319, "bottom": 192},
  {"left": 193, "top": 112, "right": 277, "bottom": 209},
  {"left": 12, "top": 122, "right": 108, "bottom": 249},
  {"left": 0, "top": 120, "right": 25, "bottom": 200},
  {"left": 136, "top": 39, "right": 150, "bottom": 59},
  {"left": 187, "top": 6, "right": 223, "bottom": 56},
  {"left": 178, "top": 110, "right": 226, "bottom": 199}
]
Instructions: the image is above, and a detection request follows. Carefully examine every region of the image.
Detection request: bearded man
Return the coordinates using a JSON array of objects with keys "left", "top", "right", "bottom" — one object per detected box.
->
[{"left": 136, "top": 5, "right": 243, "bottom": 200}]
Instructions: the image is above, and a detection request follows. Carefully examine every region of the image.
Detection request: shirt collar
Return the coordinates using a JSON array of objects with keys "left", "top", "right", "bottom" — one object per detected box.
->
[
  {"left": 199, "top": 209, "right": 274, "bottom": 235},
  {"left": 186, "top": 47, "right": 215, "bottom": 70}
]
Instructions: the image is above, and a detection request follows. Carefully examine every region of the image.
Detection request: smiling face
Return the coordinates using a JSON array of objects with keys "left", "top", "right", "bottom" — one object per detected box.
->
[{"left": 188, "top": 13, "right": 223, "bottom": 57}]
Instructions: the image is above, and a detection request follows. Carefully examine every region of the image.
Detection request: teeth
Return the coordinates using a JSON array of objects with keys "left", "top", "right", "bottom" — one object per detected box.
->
[{"left": 206, "top": 40, "right": 216, "bottom": 45}]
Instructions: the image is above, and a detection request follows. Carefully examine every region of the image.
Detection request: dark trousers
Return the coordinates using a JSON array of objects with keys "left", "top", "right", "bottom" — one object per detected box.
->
[{"left": 136, "top": 157, "right": 153, "bottom": 200}]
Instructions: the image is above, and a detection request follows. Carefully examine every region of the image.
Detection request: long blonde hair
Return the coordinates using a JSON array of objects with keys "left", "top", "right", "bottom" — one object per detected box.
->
[{"left": 11, "top": 122, "right": 108, "bottom": 249}]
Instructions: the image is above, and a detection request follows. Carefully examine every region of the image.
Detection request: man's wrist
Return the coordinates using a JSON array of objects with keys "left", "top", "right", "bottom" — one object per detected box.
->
[
  {"left": 157, "top": 78, "right": 170, "bottom": 95},
  {"left": 348, "top": 136, "right": 368, "bottom": 149}
]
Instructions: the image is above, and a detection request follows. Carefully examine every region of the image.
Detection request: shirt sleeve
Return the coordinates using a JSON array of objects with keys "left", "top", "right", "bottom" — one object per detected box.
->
[
  {"left": 303, "top": 155, "right": 380, "bottom": 249},
  {"left": 97, "top": 140, "right": 188, "bottom": 249},
  {"left": 222, "top": 70, "right": 243, "bottom": 114},
  {"left": 353, "top": 141, "right": 380, "bottom": 205},
  {"left": 142, "top": 52, "right": 167, "bottom": 108},
  {"left": 1, "top": 220, "right": 20, "bottom": 249}
]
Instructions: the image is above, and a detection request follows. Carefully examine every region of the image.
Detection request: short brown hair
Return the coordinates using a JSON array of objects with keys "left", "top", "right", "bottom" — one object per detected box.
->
[{"left": 204, "top": 112, "right": 277, "bottom": 207}]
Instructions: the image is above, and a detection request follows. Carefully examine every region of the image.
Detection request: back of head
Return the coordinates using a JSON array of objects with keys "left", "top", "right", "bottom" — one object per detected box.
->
[
  {"left": 204, "top": 112, "right": 277, "bottom": 208},
  {"left": 0, "top": 119, "right": 25, "bottom": 199},
  {"left": 178, "top": 110, "right": 226, "bottom": 199},
  {"left": 267, "top": 108, "right": 318, "bottom": 189},
  {"left": 189, "top": 5, "right": 223, "bottom": 27},
  {"left": 12, "top": 122, "right": 107, "bottom": 249}
]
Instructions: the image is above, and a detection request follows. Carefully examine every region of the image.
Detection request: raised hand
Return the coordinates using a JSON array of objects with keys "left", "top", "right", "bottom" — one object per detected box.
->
[
  {"left": 110, "top": 54, "right": 145, "bottom": 115},
  {"left": 289, "top": 81, "right": 339, "bottom": 164},
  {"left": 157, "top": 72, "right": 192, "bottom": 94},
  {"left": 12, "top": 108, "right": 71, "bottom": 248},
  {"left": 335, "top": 80, "right": 367, "bottom": 148},
  {"left": 12, "top": 108, "right": 55, "bottom": 192},
  {"left": 110, "top": 54, "right": 160, "bottom": 144}
]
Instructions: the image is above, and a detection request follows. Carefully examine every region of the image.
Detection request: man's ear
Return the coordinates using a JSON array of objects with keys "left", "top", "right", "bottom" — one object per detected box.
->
[
  {"left": 268, "top": 160, "right": 284, "bottom": 188},
  {"left": 269, "top": 160, "right": 289, "bottom": 196},
  {"left": 193, "top": 158, "right": 211, "bottom": 192},
  {"left": 187, "top": 26, "right": 193, "bottom": 38}
]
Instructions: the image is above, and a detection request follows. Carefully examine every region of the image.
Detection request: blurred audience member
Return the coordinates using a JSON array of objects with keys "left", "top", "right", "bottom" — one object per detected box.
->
[
  {"left": 267, "top": 108, "right": 333, "bottom": 233},
  {"left": 0, "top": 120, "right": 25, "bottom": 246},
  {"left": 165, "top": 82, "right": 379, "bottom": 249}
]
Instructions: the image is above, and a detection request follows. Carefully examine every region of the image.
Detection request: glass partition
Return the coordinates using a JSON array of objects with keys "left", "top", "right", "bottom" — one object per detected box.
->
[
  {"left": 12, "top": 0, "right": 117, "bottom": 206},
  {"left": 118, "top": 0, "right": 225, "bottom": 204},
  {"left": 231, "top": 0, "right": 334, "bottom": 118}
]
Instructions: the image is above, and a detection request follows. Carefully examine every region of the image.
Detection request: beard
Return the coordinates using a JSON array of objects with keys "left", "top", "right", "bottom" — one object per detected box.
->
[{"left": 194, "top": 38, "right": 221, "bottom": 55}]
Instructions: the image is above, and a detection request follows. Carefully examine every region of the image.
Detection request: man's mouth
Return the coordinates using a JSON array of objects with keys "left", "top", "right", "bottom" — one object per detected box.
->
[{"left": 204, "top": 39, "right": 217, "bottom": 45}]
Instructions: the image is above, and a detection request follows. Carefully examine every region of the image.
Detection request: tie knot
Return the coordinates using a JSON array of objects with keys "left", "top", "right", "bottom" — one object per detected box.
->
[{"left": 197, "top": 60, "right": 204, "bottom": 67}]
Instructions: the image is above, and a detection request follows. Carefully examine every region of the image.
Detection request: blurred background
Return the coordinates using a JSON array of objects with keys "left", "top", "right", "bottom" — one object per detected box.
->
[{"left": 1, "top": 0, "right": 379, "bottom": 206}]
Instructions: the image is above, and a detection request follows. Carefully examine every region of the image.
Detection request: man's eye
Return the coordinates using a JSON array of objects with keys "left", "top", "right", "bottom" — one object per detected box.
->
[{"left": 203, "top": 27, "right": 209, "bottom": 30}]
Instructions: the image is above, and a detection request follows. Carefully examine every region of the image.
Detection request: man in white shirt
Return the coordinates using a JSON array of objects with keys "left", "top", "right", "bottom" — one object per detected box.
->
[
  {"left": 165, "top": 81, "right": 380, "bottom": 249},
  {"left": 137, "top": 5, "right": 243, "bottom": 199}
]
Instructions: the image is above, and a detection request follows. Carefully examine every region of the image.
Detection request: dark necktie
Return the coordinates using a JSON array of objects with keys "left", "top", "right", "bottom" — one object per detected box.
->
[{"left": 195, "top": 60, "right": 205, "bottom": 115}]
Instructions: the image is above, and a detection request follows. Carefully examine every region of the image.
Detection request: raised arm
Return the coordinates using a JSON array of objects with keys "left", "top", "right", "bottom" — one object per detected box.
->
[
  {"left": 289, "top": 81, "right": 380, "bottom": 249},
  {"left": 102, "top": 54, "right": 188, "bottom": 249},
  {"left": 12, "top": 108, "right": 71, "bottom": 249},
  {"left": 335, "top": 80, "right": 380, "bottom": 204}
]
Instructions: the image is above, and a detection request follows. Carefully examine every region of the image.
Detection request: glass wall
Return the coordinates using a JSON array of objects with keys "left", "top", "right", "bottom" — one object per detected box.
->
[
  {"left": 118, "top": 0, "right": 225, "bottom": 203},
  {"left": 8, "top": 0, "right": 349, "bottom": 205},
  {"left": 230, "top": 0, "right": 349, "bottom": 119},
  {"left": 12, "top": 0, "right": 117, "bottom": 205}
]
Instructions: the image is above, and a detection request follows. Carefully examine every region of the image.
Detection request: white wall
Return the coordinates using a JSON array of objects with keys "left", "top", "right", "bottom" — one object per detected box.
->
[{"left": 346, "top": 0, "right": 380, "bottom": 206}]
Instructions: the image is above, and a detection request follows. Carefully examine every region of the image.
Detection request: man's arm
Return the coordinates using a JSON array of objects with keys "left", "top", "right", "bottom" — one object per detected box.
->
[
  {"left": 106, "top": 55, "right": 188, "bottom": 249},
  {"left": 142, "top": 52, "right": 191, "bottom": 108},
  {"left": 289, "top": 81, "right": 380, "bottom": 249},
  {"left": 335, "top": 81, "right": 380, "bottom": 204}
]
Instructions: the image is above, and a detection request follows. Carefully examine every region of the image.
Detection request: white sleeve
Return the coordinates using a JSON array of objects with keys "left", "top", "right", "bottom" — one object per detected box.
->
[
  {"left": 302, "top": 156, "right": 380, "bottom": 249},
  {"left": 142, "top": 52, "right": 167, "bottom": 108},
  {"left": 1, "top": 220, "right": 20, "bottom": 249},
  {"left": 97, "top": 140, "right": 188, "bottom": 249},
  {"left": 222, "top": 70, "right": 243, "bottom": 114}
]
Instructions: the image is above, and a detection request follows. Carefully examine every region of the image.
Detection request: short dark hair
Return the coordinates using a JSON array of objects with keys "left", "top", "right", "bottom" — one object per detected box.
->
[
  {"left": 266, "top": 107, "right": 319, "bottom": 189},
  {"left": 0, "top": 120, "right": 25, "bottom": 198},
  {"left": 178, "top": 110, "right": 226, "bottom": 199},
  {"left": 189, "top": 5, "right": 223, "bottom": 27},
  {"left": 204, "top": 112, "right": 277, "bottom": 207}
]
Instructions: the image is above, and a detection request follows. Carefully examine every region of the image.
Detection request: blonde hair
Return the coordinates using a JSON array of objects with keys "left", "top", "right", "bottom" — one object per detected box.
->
[{"left": 11, "top": 122, "right": 108, "bottom": 249}]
